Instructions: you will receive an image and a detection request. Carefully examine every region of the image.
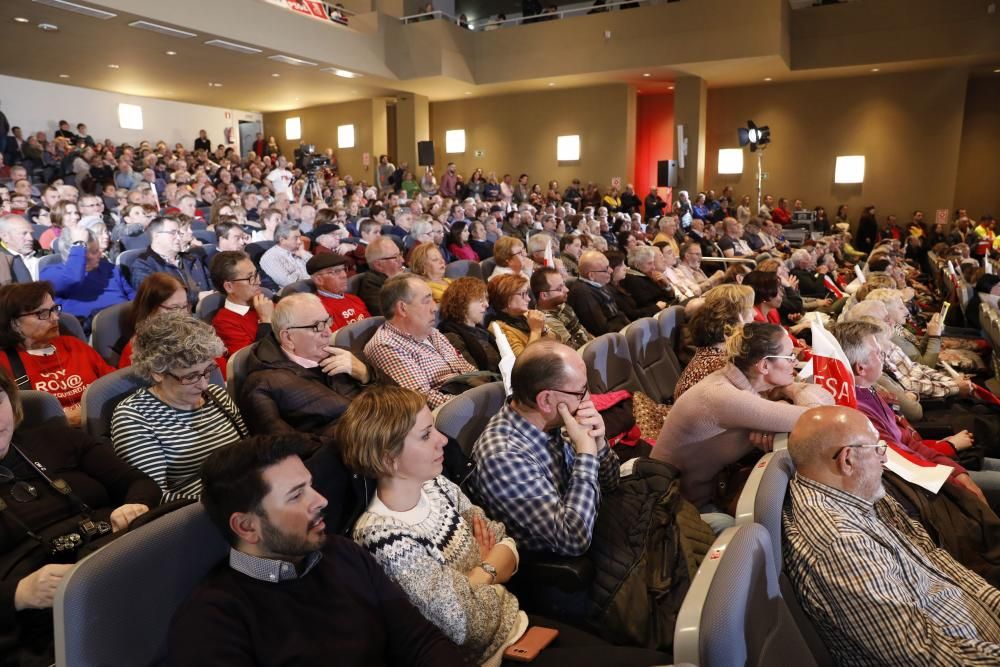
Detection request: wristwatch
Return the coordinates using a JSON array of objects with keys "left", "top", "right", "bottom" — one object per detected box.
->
[{"left": 480, "top": 562, "right": 497, "bottom": 584}]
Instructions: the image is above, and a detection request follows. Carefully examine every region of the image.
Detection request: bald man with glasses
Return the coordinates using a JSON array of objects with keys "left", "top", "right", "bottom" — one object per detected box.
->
[{"left": 566, "top": 250, "right": 630, "bottom": 336}]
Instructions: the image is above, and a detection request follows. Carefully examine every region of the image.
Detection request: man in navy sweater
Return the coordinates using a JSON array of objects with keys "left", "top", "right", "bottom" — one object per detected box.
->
[{"left": 168, "top": 435, "right": 466, "bottom": 666}]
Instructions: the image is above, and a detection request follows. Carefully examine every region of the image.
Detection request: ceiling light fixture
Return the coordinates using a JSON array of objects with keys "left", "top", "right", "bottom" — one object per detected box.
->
[
  {"left": 642, "top": 73, "right": 651, "bottom": 77},
  {"left": 204, "top": 39, "right": 262, "bottom": 55},
  {"left": 870, "top": 67, "right": 880, "bottom": 72},
  {"left": 994, "top": 68, "right": 1000, "bottom": 73},
  {"left": 668, "top": 85, "right": 674, "bottom": 90},
  {"left": 763, "top": 77, "right": 772, "bottom": 82},
  {"left": 107, "top": 63, "right": 119, "bottom": 69},
  {"left": 58, "top": 74, "right": 69, "bottom": 78},
  {"left": 547, "top": 82, "right": 555, "bottom": 86},
  {"left": 31, "top": 0, "right": 116, "bottom": 20},
  {"left": 272, "top": 73, "right": 280, "bottom": 77},
  {"left": 14, "top": 17, "right": 30, "bottom": 23},
  {"left": 269, "top": 54, "right": 318, "bottom": 67},
  {"left": 165, "top": 50, "right": 177, "bottom": 56},
  {"left": 321, "top": 68, "right": 361, "bottom": 78},
  {"left": 128, "top": 20, "right": 196, "bottom": 39},
  {"left": 38, "top": 23, "right": 59, "bottom": 31}
]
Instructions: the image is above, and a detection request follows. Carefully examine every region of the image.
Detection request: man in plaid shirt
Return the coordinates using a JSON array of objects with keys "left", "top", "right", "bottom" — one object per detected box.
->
[
  {"left": 469, "top": 341, "right": 619, "bottom": 557},
  {"left": 784, "top": 406, "right": 1000, "bottom": 665},
  {"left": 364, "top": 273, "right": 475, "bottom": 409}
]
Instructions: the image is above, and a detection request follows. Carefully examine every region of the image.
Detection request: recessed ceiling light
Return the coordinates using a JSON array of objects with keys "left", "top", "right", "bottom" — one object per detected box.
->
[
  {"left": 993, "top": 68, "right": 999, "bottom": 73},
  {"left": 547, "top": 82, "right": 555, "bottom": 86},
  {"left": 642, "top": 73, "right": 651, "bottom": 77},
  {"left": 464, "top": 91, "right": 471, "bottom": 95},
  {"left": 108, "top": 64, "right": 119, "bottom": 69},
  {"left": 763, "top": 77, "right": 772, "bottom": 81},
  {"left": 14, "top": 17, "right": 30, "bottom": 23},
  {"left": 58, "top": 74, "right": 70, "bottom": 78},
  {"left": 321, "top": 68, "right": 360, "bottom": 78},
  {"left": 870, "top": 67, "right": 880, "bottom": 72},
  {"left": 668, "top": 85, "right": 674, "bottom": 90},
  {"left": 165, "top": 50, "right": 177, "bottom": 56},
  {"left": 295, "top": 97, "right": 300, "bottom": 101},
  {"left": 271, "top": 73, "right": 280, "bottom": 77},
  {"left": 38, "top": 23, "right": 59, "bottom": 31}
]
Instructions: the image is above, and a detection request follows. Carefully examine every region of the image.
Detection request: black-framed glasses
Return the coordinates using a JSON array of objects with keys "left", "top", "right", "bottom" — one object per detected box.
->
[
  {"left": 549, "top": 386, "right": 589, "bottom": 402},
  {"left": 540, "top": 283, "right": 568, "bottom": 293},
  {"left": 831, "top": 440, "right": 887, "bottom": 460},
  {"left": 18, "top": 304, "right": 62, "bottom": 321},
  {"left": 376, "top": 254, "right": 402, "bottom": 262},
  {"left": 285, "top": 317, "right": 333, "bottom": 334},
  {"left": 229, "top": 271, "right": 261, "bottom": 284},
  {"left": 590, "top": 267, "right": 612, "bottom": 275},
  {"left": 156, "top": 229, "right": 180, "bottom": 236},
  {"left": 166, "top": 366, "right": 215, "bottom": 385},
  {"left": 0, "top": 467, "right": 39, "bottom": 503}
]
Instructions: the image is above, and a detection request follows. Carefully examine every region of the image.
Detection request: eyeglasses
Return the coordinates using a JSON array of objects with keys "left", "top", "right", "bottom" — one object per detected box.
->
[
  {"left": 166, "top": 366, "right": 215, "bottom": 385},
  {"left": 832, "top": 440, "right": 887, "bottom": 460},
  {"left": 515, "top": 290, "right": 531, "bottom": 299},
  {"left": 285, "top": 317, "right": 333, "bottom": 334},
  {"left": 0, "top": 467, "right": 40, "bottom": 503},
  {"left": 590, "top": 267, "right": 612, "bottom": 275},
  {"left": 229, "top": 271, "right": 261, "bottom": 285},
  {"left": 764, "top": 354, "right": 797, "bottom": 363},
  {"left": 549, "top": 386, "right": 589, "bottom": 402},
  {"left": 540, "top": 283, "right": 567, "bottom": 293},
  {"left": 376, "top": 254, "right": 401, "bottom": 263},
  {"left": 18, "top": 304, "right": 62, "bottom": 321},
  {"left": 156, "top": 229, "right": 180, "bottom": 237}
]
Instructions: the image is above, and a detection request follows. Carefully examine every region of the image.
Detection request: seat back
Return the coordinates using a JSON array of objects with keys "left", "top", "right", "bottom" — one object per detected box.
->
[
  {"left": 226, "top": 343, "right": 256, "bottom": 402},
  {"left": 346, "top": 272, "right": 365, "bottom": 295},
  {"left": 623, "top": 316, "right": 679, "bottom": 403},
  {"left": 54, "top": 502, "right": 228, "bottom": 667},
  {"left": 195, "top": 292, "right": 225, "bottom": 322},
  {"left": 434, "top": 381, "right": 507, "bottom": 456},
  {"left": 115, "top": 249, "right": 144, "bottom": 284},
  {"left": 38, "top": 253, "right": 63, "bottom": 273},
  {"left": 90, "top": 301, "right": 133, "bottom": 366},
  {"left": 279, "top": 279, "right": 316, "bottom": 297},
  {"left": 734, "top": 452, "right": 776, "bottom": 527},
  {"left": 81, "top": 366, "right": 224, "bottom": 440},
  {"left": 748, "top": 449, "right": 795, "bottom": 573},
  {"left": 57, "top": 311, "right": 86, "bottom": 341},
  {"left": 580, "top": 332, "right": 642, "bottom": 394},
  {"left": 20, "top": 389, "right": 69, "bottom": 428},
  {"left": 333, "top": 316, "right": 385, "bottom": 357},
  {"left": 674, "top": 523, "right": 817, "bottom": 667},
  {"left": 193, "top": 229, "right": 215, "bottom": 245},
  {"left": 121, "top": 233, "right": 151, "bottom": 251},
  {"left": 480, "top": 256, "right": 497, "bottom": 279},
  {"left": 445, "top": 260, "right": 483, "bottom": 280}
]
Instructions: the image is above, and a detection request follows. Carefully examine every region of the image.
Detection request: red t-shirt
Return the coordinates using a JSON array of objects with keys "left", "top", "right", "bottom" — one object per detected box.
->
[
  {"left": 318, "top": 293, "right": 370, "bottom": 332},
  {"left": 0, "top": 336, "right": 113, "bottom": 408}
]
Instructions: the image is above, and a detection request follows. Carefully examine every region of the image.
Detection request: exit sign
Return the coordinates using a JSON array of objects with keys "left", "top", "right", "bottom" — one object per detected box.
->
[{"left": 474, "top": 149, "right": 485, "bottom": 158}]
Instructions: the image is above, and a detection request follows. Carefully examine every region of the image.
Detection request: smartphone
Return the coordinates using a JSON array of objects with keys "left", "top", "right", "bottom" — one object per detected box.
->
[
  {"left": 503, "top": 627, "right": 560, "bottom": 662},
  {"left": 941, "top": 301, "right": 951, "bottom": 321}
]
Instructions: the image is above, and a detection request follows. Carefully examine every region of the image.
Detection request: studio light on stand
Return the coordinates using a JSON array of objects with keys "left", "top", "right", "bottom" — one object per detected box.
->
[{"left": 737, "top": 120, "right": 771, "bottom": 213}]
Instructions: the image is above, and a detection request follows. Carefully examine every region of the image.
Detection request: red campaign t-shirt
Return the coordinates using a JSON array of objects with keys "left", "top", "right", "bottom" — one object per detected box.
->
[
  {"left": 212, "top": 304, "right": 263, "bottom": 359},
  {"left": 0, "top": 336, "right": 113, "bottom": 408},
  {"left": 318, "top": 293, "right": 370, "bottom": 332}
]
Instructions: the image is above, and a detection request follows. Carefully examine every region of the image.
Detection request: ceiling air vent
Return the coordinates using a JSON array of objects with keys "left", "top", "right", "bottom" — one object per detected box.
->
[
  {"left": 268, "top": 54, "right": 318, "bottom": 67},
  {"left": 128, "top": 21, "right": 197, "bottom": 39},
  {"left": 204, "top": 39, "right": 262, "bottom": 55},
  {"left": 31, "top": 0, "right": 116, "bottom": 19}
]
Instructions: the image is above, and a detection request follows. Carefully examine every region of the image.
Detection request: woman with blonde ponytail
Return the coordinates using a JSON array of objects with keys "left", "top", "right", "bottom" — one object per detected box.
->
[{"left": 652, "top": 321, "right": 834, "bottom": 533}]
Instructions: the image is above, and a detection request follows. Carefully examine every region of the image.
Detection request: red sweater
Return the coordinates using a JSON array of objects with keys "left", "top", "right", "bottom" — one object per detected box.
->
[
  {"left": 0, "top": 336, "right": 113, "bottom": 408},
  {"left": 318, "top": 293, "right": 370, "bottom": 332},
  {"left": 212, "top": 302, "right": 270, "bottom": 359}
]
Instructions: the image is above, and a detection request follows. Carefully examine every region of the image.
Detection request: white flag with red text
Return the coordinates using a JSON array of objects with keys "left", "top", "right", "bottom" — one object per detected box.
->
[{"left": 810, "top": 318, "right": 857, "bottom": 408}]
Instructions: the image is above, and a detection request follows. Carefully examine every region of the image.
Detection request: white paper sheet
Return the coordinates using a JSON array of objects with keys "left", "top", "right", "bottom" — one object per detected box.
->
[{"left": 883, "top": 447, "right": 951, "bottom": 494}]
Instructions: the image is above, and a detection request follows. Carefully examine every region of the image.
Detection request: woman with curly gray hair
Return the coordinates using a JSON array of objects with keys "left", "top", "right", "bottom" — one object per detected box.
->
[{"left": 110, "top": 312, "right": 248, "bottom": 501}]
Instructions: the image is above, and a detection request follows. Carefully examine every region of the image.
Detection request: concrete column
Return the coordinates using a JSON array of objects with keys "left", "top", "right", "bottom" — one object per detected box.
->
[
  {"left": 673, "top": 76, "right": 707, "bottom": 193},
  {"left": 395, "top": 93, "right": 430, "bottom": 173}
]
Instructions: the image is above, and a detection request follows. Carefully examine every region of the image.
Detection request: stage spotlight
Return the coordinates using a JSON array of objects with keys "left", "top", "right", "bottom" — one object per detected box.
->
[{"left": 737, "top": 120, "right": 770, "bottom": 152}]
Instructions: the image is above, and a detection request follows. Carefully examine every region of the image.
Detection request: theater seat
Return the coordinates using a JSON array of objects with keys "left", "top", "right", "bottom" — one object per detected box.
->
[
  {"left": 19, "top": 390, "right": 68, "bottom": 428},
  {"left": 579, "top": 332, "right": 643, "bottom": 394},
  {"left": 116, "top": 249, "right": 143, "bottom": 284},
  {"left": 674, "top": 523, "right": 818, "bottom": 666},
  {"left": 38, "top": 254, "right": 63, "bottom": 273},
  {"left": 81, "top": 366, "right": 225, "bottom": 440},
  {"left": 121, "top": 233, "right": 150, "bottom": 251},
  {"left": 58, "top": 311, "right": 87, "bottom": 342},
  {"left": 346, "top": 272, "right": 364, "bottom": 295},
  {"left": 226, "top": 343, "right": 256, "bottom": 402},
  {"left": 279, "top": 279, "right": 316, "bottom": 297},
  {"left": 480, "top": 257, "right": 497, "bottom": 279},
  {"left": 90, "top": 301, "right": 133, "bottom": 366},
  {"left": 434, "top": 381, "right": 506, "bottom": 456},
  {"left": 623, "top": 316, "right": 680, "bottom": 403},
  {"left": 444, "top": 259, "right": 483, "bottom": 280},
  {"left": 54, "top": 502, "right": 228, "bottom": 667},
  {"left": 333, "top": 316, "right": 384, "bottom": 358}
]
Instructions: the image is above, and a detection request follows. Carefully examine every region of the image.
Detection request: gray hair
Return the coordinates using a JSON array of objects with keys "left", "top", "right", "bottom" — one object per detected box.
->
[
  {"left": 273, "top": 222, "right": 300, "bottom": 243},
  {"left": 628, "top": 245, "right": 657, "bottom": 269},
  {"left": 272, "top": 293, "right": 323, "bottom": 336},
  {"left": 790, "top": 249, "right": 812, "bottom": 267},
  {"left": 527, "top": 233, "right": 551, "bottom": 255},
  {"left": 829, "top": 320, "right": 884, "bottom": 366},
  {"left": 59, "top": 228, "right": 97, "bottom": 261},
  {"left": 843, "top": 299, "right": 889, "bottom": 323},
  {"left": 131, "top": 312, "right": 224, "bottom": 383},
  {"left": 410, "top": 220, "right": 433, "bottom": 239}
]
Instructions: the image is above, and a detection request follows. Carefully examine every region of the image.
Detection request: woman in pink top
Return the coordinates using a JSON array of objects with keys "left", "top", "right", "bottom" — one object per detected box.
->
[
  {"left": 651, "top": 322, "right": 833, "bottom": 533},
  {"left": 446, "top": 221, "right": 480, "bottom": 262}
]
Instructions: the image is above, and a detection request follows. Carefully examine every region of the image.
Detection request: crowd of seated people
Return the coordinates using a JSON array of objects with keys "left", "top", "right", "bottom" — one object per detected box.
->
[{"left": 5, "top": 116, "right": 1000, "bottom": 663}]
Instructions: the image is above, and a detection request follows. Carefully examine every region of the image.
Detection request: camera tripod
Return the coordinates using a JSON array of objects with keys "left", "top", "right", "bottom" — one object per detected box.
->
[{"left": 298, "top": 170, "right": 325, "bottom": 205}]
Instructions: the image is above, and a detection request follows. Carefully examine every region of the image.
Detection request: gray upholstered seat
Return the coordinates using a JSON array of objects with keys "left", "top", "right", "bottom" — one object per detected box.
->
[
  {"left": 579, "top": 332, "right": 643, "bottom": 394},
  {"left": 434, "top": 381, "right": 506, "bottom": 456}
]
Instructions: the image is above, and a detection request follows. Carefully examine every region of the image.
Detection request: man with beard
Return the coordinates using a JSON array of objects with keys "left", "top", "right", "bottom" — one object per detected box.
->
[
  {"left": 783, "top": 406, "right": 1000, "bottom": 665},
  {"left": 168, "top": 435, "right": 464, "bottom": 665}
]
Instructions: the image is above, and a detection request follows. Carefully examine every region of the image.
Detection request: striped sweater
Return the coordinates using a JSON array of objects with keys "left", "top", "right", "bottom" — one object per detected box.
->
[
  {"left": 353, "top": 476, "right": 523, "bottom": 665},
  {"left": 110, "top": 384, "right": 247, "bottom": 502}
]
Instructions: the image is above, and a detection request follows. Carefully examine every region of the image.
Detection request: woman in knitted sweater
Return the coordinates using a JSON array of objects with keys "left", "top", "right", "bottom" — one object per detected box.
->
[{"left": 486, "top": 273, "right": 556, "bottom": 357}]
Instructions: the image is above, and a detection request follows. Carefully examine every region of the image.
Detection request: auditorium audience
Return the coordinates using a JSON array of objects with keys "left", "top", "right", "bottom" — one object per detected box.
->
[
  {"left": 357, "top": 236, "right": 405, "bottom": 316},
  {"left": 471, "top": 341, "right": 618, "bottom": 556},
  {"left": 487, "top": 273, "right": 555, "bottom": 357},
  {"left": 622, "top": 245, "right": 675, "bottom": 312},
  {"left": 111, "top": 312, "right": 247, "bottom": 501},
  {"left": 530, "top": 266, "right": 593, "bottom": 349},
  {"left": 652, "top": 322, "right": 833, "bottom": 532},
  {"left": 489, "top": 235, "right": 529, "bottom": 281},
  {"left": 259, "top": 223, "right": 311, "bottom": 288},
  {"left": 0, "top": 367, "right": 159, "bottom": 665},
  {"left": 129, "top": 217, "right": 211, "bottom": 305},
  {"left": 784, "top": 406, "right": 1000, "bottom": 664},
  {"left": 117, "top": 273, "right": 189, "bottom": 367},
  {"left": 168, "top": 434, "right": 466, "bottom": 665},
  {"left": 409, "top": 242, "right": 452, "bottom": 302},
  {"left": 0, "top": 281, "right": 112, "bottom": 426},
  {"left": 208, "top": 251, "right": 273, "bottom": 364},
  {"left": 568, "top": 250, "right": 631, "bottom": 335},
  {"left": 437, "top": 277, "right": 501, "bottom": 373},
  {"left": 240, "top": 293, "right": 370, "bottom": 435},
  {"left": 306, "top": 253, "right": 370, "bottom": 331}
]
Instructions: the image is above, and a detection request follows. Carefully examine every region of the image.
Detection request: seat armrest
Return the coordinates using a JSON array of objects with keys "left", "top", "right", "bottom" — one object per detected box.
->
[{"left": 518, "top": 552, "right": 595, "bottom": 592}]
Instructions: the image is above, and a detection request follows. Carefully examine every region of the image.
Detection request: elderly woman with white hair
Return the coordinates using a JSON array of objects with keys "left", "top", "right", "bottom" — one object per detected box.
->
[
  {"left": 111, "top": 312, "right": 248, "bottom": 502},
  {"left": 621, "top": 244, "right": 675, "bottom": 310}
]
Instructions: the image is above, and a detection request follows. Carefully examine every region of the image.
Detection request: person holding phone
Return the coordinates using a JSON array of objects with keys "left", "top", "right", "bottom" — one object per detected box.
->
[{"left": 341, "top": 385, "right": 667, "bottom": 667}]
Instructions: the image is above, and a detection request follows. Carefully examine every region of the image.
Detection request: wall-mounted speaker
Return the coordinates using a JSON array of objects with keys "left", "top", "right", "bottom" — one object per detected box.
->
[
  {"left": 657, "top": 160, "right": 678, "bottom": 188},
  {"left": 417, "top": 140, "right": 435, "bottom": 167}
]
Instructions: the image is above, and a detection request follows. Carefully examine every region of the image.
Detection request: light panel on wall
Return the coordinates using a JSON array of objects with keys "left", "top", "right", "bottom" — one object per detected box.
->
[
  {"left": 718, "top": 148, "right": 743, "bottom": 174},
  {"left": 445, "top": 129, "right": 466, "bottom": 154},
  {"left": 834, "top": 155, "right": 865, "bottom": 184},
  {"left": 117, "top": 103, "right": 143, "bottom": 130},
  {"left": 285, "top": 117, "right": 302, "bottom": 141},
  {"left": 338, "top": 124, "right": 355, "bottom": 149},
  {"left": 557, "top": 135, "right": 580, "bottom": 162}
]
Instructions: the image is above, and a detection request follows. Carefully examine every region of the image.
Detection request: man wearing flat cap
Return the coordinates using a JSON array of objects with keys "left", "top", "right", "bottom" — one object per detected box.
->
[{"left": 306, "top": 253, "right": 370, "bottom": 332}]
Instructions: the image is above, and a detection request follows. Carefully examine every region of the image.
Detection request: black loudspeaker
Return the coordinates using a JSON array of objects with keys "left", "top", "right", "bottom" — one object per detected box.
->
[
  {"left": 657, "top": 159, "right": 678, "bottom": 188},
  {"left": 417, "top": 141, "right": 435, "bottom": 167}
]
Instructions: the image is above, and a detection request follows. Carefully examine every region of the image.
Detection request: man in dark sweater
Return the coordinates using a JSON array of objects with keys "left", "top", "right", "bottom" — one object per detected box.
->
[
  {"left": 356, "top": 236, "right": 404, "bottom": 316},
  {"left": 567, "top": 250, "right": 631, "bottom": 336},
  {"left": 168, "top": 435, "right": 464, "bottom": 666}
]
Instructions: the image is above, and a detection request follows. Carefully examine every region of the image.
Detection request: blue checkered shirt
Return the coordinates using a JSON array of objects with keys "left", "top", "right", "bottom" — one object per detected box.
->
[{"left": 469, "top": 403, "right": 619, "bottom": 557}]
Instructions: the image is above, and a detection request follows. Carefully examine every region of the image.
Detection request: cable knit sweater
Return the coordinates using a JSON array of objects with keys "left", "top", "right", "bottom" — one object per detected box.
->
[
  {"left": 353, "top": 476, "right": 523, "bottom": 665},
  {"left": 651, "top": 364, "right": 834, "bottom": 508}
]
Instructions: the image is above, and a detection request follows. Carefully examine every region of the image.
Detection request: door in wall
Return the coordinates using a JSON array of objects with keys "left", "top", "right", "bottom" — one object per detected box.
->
[{"left": 239, "top": 120, "right": 262, "bottom": 158}]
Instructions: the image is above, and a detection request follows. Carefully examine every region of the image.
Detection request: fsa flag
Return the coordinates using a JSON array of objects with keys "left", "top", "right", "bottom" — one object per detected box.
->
[{"left": 810, "top": 318, "right": 857, "bottom": 408}]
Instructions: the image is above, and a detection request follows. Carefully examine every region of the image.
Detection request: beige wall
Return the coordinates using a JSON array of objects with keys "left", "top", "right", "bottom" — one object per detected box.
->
[
  {"left": 704, "top": 68, "right": 970, "bottom": 221},
  {"left": 428, "top": 84, "right": 636, "bottom": 189},
  {"left": 955, "top": 77, "right": 1000, "bottom": 219},
  {"left": 263, "top": 99, "right": 380, "bottom": 179}
]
